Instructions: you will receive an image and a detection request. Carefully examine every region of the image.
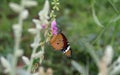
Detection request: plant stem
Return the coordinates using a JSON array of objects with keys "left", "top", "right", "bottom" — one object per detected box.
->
[
  {"left": 11, "top": 4, "right": 23, "bottom": 75},
  {"left": 82, "top": 40, "right": 100, "bottom": 67},
  {"left": 110, "top": 23, "right": 118, "bottom": 46},
  {"left": 27, "top": 47, "right": 37, "bottom": 73},
  {"left": 108, "top": 0, "right": 119, "bottom": 14}
]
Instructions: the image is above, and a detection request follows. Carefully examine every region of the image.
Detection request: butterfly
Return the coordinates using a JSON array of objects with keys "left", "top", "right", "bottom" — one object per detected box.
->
[{"left": 50, "top": 33, "right": 72, "bottom": 57}]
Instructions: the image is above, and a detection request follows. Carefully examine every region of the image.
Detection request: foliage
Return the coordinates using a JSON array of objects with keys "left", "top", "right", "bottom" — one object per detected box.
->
[{"left": 0, "top": 0, "right": 120, "bottom": 75}]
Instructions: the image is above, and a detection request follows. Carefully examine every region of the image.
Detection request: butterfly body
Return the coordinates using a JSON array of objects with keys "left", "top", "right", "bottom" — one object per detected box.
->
[{"left": 50, "top": 33, "right": 72, "bottom": 57}]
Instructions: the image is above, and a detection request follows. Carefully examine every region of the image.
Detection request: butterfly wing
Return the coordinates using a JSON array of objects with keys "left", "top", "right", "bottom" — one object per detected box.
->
[
  {"left": 61, "top": 33, "right": 72, "bottom": 57},
  {"left": 50, "top": 33, "right": 72, "bottom": 57},
  {"left": 64, "top": 49, "right": 72, "bottom": 57},
  {"left": 60, "top": 33, "right": 68, "bottom": 48},
  {"left": 50, "top": 33, "right": 65, "bottom": 50}
]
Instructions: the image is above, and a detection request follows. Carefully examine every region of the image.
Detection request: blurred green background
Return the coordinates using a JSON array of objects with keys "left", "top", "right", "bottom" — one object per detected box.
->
[{"left": 0, "top": 0, "right": 120, "bottom": 75}]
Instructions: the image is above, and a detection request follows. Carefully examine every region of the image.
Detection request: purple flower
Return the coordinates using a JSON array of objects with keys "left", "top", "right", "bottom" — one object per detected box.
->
[
  {"left": 51, "top": 20, "right": 58, "bottom": 35},
  {"left": 41, "top": 24, "right": 46, "bottom": 29}
]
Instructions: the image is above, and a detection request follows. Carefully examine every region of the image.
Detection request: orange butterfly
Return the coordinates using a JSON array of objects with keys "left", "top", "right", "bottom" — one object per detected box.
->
[{"left": 50, "top": 33, "right": 72, "bottom": 57}]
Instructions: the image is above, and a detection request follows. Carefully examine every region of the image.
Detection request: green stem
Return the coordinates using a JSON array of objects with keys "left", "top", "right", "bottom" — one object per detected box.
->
[
  {"left": 110, "top": 23, "right": 118, "bottom": 46},
  {"left": 108, "top": 0, "right": 119, "bottom": 14},
  {"left": 91, "top": 0, "right": 103, "bottom": 27},
  {"left": 11, "top": 1, "right": 24, "bottom": 75},
  {"left": 82, "top": 41, "right": 100, "bottom": 67},
  {"left": 27, "top": 47, "right": 37, "bottom": 72},
  {"left": 92, "top": 24, "right": 110, "bottom": 45}
]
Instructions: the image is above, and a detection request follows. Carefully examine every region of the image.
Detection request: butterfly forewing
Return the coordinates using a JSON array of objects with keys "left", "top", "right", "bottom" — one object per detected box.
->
[
  {"left": 50, "top": 33, "right": 64, "bottom": 50},
  {"left": 50, "top": 33, "right": 72, "bottom": 57},
  {"left": 60, "top": 33, "right": 68, "bottom": 48}
]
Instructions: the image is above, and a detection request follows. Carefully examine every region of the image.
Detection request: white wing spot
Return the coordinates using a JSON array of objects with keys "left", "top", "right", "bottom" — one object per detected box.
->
[{"left": 64, "top": 46, "right": 70, "bottom": 53}]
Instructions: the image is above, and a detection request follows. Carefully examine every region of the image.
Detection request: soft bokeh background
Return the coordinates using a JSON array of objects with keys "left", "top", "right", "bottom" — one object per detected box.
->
[{"left": 0, "top": 0, "right": 120, "bottom": 75}]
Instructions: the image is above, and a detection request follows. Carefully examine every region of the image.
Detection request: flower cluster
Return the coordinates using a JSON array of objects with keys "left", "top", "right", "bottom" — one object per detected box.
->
[
  {"left": 50, "top": 0, "right": 60, "bottom": 21},
  {"left": 0, "top": 0, "right": 57, "bottom": 75},
  {"left": 26, "top": 0, "right": 50, "bottom": 73},
  {"left": 51, "top": 20, "right": 58, "bottom": 35},
  {"left": 98, "top": 45, "right": 120, "bottom": 75},
  {"left": 98, "top": 45, "right": 113, "bottom": 75},
  {"left": 1, "top": 0, "right": 38, "bottom": 75}
]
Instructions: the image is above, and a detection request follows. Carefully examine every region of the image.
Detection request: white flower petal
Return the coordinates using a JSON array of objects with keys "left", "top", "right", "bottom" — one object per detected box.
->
[
  {"left": 117, "top": 56, "right": 120, "bottom": 64},
  {"left": 30, "top": 42, "right": 40, "bottom": 49},
  {"left": 32, "top": 50, "right": 44, "bottom": 58},
  {"left": 13, "top": 24, "right": 21, "bottom": 31},
  {"left": 15, "top": 49, "right": 23, "bottom": 57},
  {"left": 103, "top": 45, "right": 113, "bottom": 65},
  {"left": 110, "top": 56, "right": 120, "bottom": 75},
  {"left": 0, "top": 57, "right": 11, "bottom": 72},
  {"left": 36, "top": 24, "right": 42, "bottom": 29},
  {"left": 32, "top": 19, "right": 42, "bottom": 29},
  {"left": 28, "top": 28, "right": 37, "bottom": 34},
  {"left": 22, "top": 56, "right": 30, "bottom": 65},
  {"left": 9, "top": 2, "right": 22, "bottom": 13},
  {"left": 111, "top": 65, "right": 120, "bottom": 75},
  {"left": 32, "top": 19, "right": 40, "bottom": 25},
  {"left": 38, "top": 0, "right": 49, "bottom": 20},
  {"left": 22, "top": 0, "right": 38, "bottom": 7},
  {"left": 20, "top": 10, "right": 29, "bottom": 20},
  {"left": 43, "top": 0, "right": 49, "bottom": 13},
  {"left": 13, "top": 24, "right": 21, "bottom": 35}
]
